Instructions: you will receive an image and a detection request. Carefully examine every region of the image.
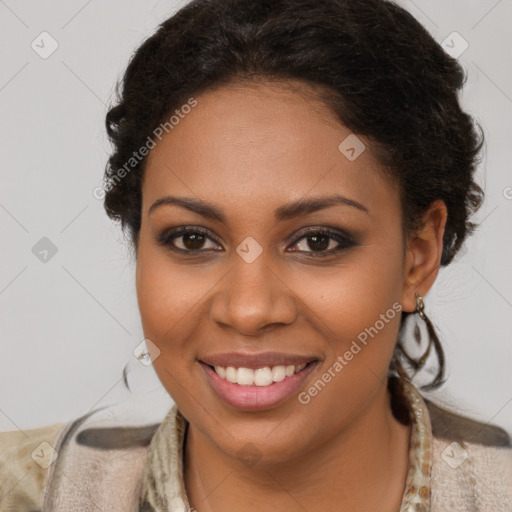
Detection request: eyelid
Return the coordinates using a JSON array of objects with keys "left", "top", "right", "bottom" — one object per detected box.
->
[
  {"left": 156, "top": 226, "right": 222, "bottom": 251},
  {"left": 156, "top": 224, "right": 355, "bottom": 256},
  {"left": 285, "top": 226, "right": 355, "bottom": 257},
  {"left": 287, "top": 225, "right": 354, "bottom": 245}
]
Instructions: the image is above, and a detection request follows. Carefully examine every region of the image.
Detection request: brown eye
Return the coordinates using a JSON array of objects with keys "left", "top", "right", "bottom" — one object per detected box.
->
[
  {"left": 181, "top": 232, "right": 207, "bottom": 250},
  {"left": 301, "top": 234, "right": 331, "bottom": 252},
  {"left": 156, "top": 227, "right": 221, "bottom": 253},
  {"left": 288, "top": 228, "right": 356, "bottom": 257}
]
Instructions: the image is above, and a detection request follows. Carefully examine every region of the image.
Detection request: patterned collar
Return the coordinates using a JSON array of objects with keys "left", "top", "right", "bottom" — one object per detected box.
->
[
  {"left": 139, "top": 377, "right": 433, "bottom": 511},
  {"left": 397, "top": 377, "right": 433, "bottom": 512}
]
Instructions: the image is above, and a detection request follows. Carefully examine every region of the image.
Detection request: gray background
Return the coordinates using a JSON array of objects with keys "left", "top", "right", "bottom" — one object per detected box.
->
[{"left": 1, "top": 0, "right": 511, "bottom": 435}]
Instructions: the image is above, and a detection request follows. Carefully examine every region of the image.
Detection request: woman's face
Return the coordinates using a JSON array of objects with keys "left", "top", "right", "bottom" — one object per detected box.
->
[{"left": 136, "top": 80, "right": 411, "bottom": 464}]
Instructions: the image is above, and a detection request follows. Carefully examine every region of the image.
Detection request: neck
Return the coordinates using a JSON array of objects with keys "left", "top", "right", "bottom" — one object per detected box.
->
[{"left": 184, "top": 382, "right": 412, "bottom": 512}]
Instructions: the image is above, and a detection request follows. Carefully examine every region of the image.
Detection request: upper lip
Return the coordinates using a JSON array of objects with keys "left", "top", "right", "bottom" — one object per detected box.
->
[{"left": 199, "top": 352, "right": 318, "bottom": 369}]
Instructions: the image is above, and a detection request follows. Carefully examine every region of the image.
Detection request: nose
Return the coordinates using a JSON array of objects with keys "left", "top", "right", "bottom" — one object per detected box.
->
[{"left": 209, "top": 254, "right": 298, "bottom": 335}]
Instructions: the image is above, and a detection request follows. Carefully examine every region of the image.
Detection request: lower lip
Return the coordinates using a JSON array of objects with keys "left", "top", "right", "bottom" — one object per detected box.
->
[{"left": 200, "top": 362, "right": 317, "bottom": 412}]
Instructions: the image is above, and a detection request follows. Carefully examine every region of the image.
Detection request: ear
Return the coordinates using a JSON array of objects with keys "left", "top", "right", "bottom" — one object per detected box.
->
[{"left": 401, "top": 200, "right": 447, "bottom": 313}]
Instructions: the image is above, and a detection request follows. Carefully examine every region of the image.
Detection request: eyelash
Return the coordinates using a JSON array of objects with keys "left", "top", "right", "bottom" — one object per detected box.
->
[{"left": 156, "top": 226, "right": 356, "bottom": 258}]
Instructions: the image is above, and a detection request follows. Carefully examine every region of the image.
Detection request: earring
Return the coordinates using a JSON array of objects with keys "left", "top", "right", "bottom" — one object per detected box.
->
[
  {"left": 393, "top": 292, "right": 446, "bottom": 391},
  {"left": 414, "top": 292, "right": 426, "bottom": 320},
  {"left": 413, "top": 291, "right": 445, "bottom": 389}
]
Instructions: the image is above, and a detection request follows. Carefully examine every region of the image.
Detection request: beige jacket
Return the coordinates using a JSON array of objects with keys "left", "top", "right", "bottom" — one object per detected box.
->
[{"left": 1, "top": 386, "right": 511, "bottom": 512}]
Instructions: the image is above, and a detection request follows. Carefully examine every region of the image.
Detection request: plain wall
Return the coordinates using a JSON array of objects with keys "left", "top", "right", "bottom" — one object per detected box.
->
[{"left": 1, "top": 0, "right": 511, "bottom": 435}]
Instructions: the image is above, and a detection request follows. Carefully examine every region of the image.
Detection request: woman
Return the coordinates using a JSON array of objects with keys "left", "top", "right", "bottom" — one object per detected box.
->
[{"left": 1, "top": 0, "right": 510, "bottom": 510}]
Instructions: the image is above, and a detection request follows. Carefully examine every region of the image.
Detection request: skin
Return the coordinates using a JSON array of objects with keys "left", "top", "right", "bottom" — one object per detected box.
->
[{"left": 135, "top": 79, "right": 447, "bottom": 512}]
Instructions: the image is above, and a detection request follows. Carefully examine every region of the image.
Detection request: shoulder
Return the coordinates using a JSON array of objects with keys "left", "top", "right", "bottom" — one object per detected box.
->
[
  {"left": 426, "top": 398, "right": 510, "bottom": 447},
  {"left": 0, "top": 392, "right": 172, "bottom": 511},
  {"left": 425, "top": 398, "right": 512, "bottom": 511},
  {"left": 0, "top": 422, "right": 65, "bottom": 512},
  {"left": 42, "top": 397, "right": 165, "bottom": 511}
]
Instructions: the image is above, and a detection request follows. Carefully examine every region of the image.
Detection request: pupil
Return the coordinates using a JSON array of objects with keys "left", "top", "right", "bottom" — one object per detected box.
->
[
  {"left": 308, "top": 235, "right": 328, "bottom": 251},
  {"left": 184, "top": 233, "right": 205, "bottom": 250}
]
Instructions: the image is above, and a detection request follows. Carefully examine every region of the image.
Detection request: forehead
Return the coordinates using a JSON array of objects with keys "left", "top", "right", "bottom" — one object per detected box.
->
[{"left": 142, "top": 81, "right": 399, "bottom": 222}]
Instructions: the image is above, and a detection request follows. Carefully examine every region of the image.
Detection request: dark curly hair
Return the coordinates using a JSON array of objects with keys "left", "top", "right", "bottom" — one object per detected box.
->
[{"left": 103, "top": 0, "right": 484, "bottom": 391}]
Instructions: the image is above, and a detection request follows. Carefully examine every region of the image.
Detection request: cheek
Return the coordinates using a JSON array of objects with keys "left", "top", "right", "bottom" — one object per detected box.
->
[
  {"left": 290, "top": 251, "right": 404, "bottom": 435},
  {"left": 135, "top": 249, "right": 207, "bottom": 402},
  {"left": 294, "top": 238, "right": 405, "bottom": 408},
  {"left": 135, "top": 242, "right": 210, "bottom": 368},
  {"left": 302, "top": 240, "right": 404, "bottom": 343},
  {"left": 136, "top": 239, "right": 199, "bottom": 331}
]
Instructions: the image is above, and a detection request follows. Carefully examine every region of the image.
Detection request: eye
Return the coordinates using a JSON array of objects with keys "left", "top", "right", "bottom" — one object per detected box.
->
[
  {"left": 287, "top": 228, "right": 355, "bottom": 257},
  {"left": 156, "top": 226, "right": 356, "bottom": 258},
  {"left": 156, "top": 226, "right": 221, "bottom": 253}
]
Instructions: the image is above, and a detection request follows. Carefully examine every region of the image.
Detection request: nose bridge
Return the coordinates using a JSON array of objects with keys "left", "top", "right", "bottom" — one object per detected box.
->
[{"left": 210, "top": 249, "right": 297, "bottom": 333}]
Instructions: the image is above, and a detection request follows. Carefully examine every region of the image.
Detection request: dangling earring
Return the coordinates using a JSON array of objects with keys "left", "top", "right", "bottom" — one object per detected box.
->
[
  {"left": 414, "top": 293, "right": 430, "bottom": 366},
  {"left": 392, "top": 292, "right": 446, "bottom": 390},
  {"left": 415, "top": 292, "right": 426, "bottom": 320},
  {"left": 413, "top": 292, "right": 445, "bottom": 390}
]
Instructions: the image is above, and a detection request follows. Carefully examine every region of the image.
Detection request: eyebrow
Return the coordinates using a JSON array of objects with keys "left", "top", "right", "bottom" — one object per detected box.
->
[{"left": 148, "top": 194, "right": 369, "bottom": 223}]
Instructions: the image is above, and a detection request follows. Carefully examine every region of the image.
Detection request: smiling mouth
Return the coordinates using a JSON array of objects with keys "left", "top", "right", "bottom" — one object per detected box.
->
[{"left": 203, "top": 361, "right": 317, "bottom": 387}]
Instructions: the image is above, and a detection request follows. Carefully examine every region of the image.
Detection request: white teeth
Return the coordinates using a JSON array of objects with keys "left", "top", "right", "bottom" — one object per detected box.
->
[
  {"left": 254, "top": 367, "right": 273, "bottom": 386},
  {"left": 225, "top": 366, "right": 237, "bottom": 383},
  {"left": 212, "top": 363, "right": 309, "bottom": 386},
  {"left": 272, "top": 365, "right": 286, "bottom": 382},
  {"left": 237, "top": 367, "right": 254, "bottom": 386}
]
